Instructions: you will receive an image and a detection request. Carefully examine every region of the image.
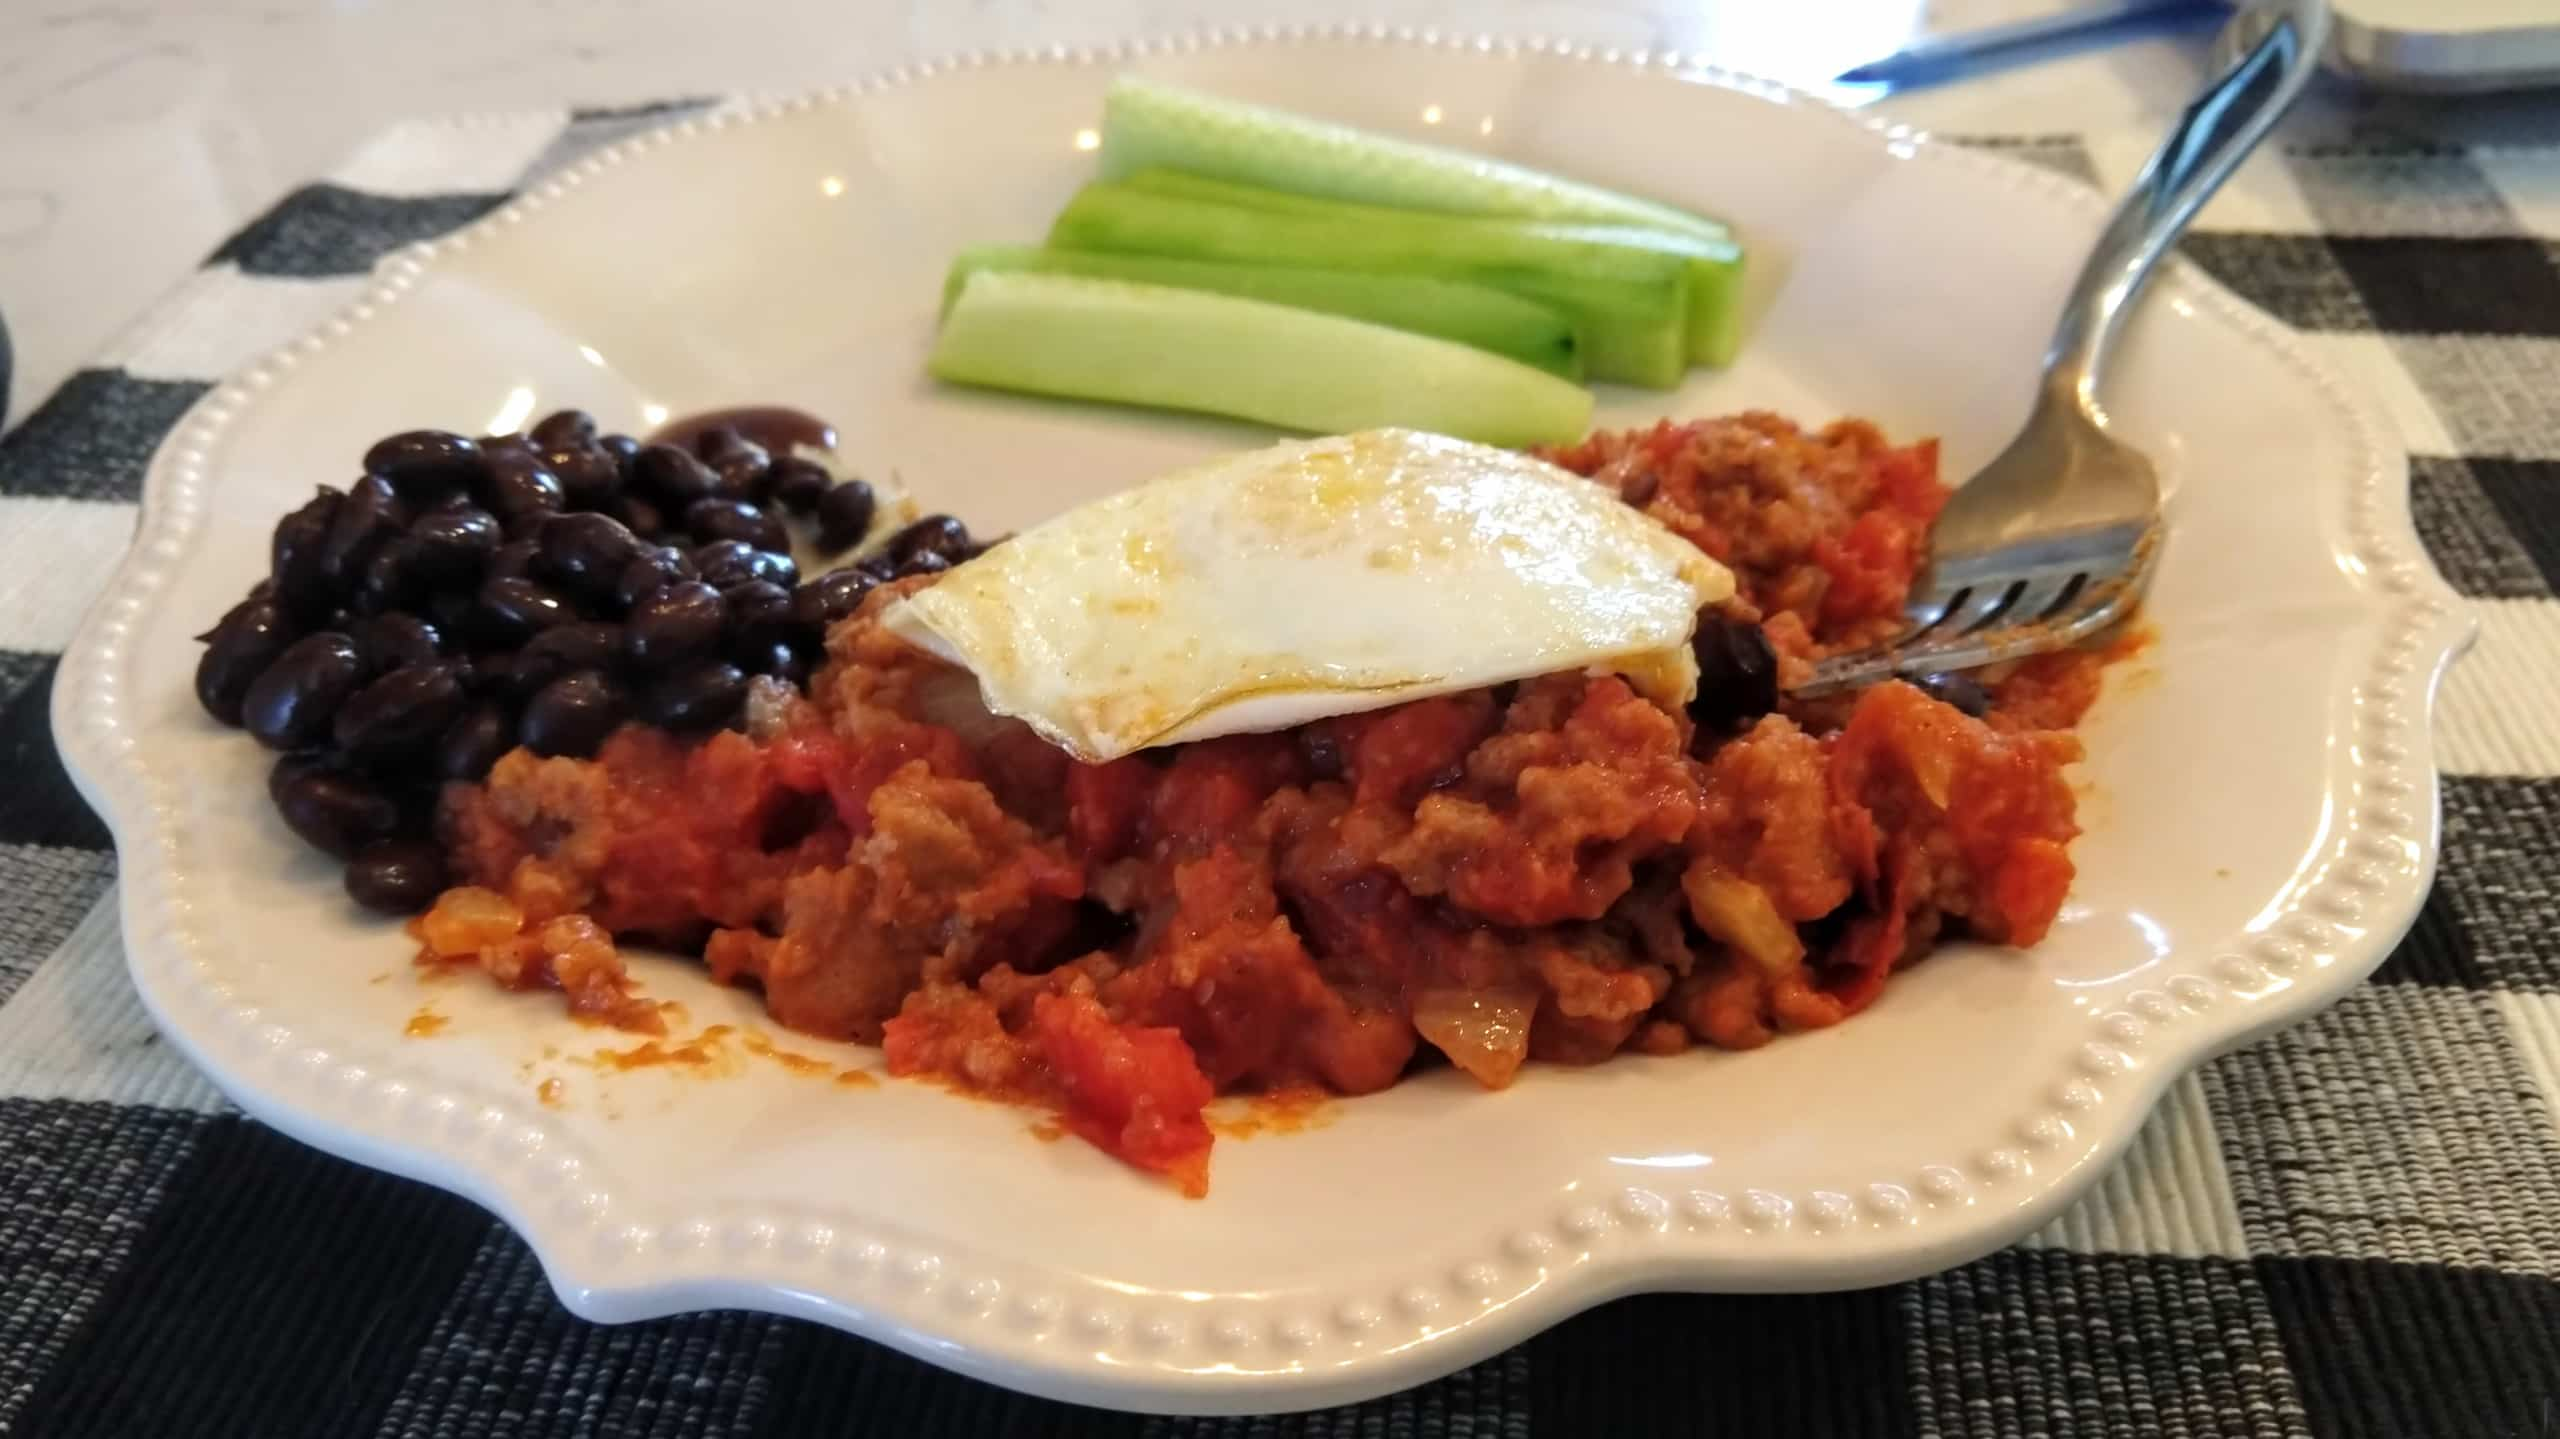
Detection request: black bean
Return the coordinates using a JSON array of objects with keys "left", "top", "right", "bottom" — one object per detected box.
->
[
  {"left": 409, "top": 502, "right": 503, "bottom": 585},
  {"left": 443, "top": 652, "right": 490, "bottom": 695},
  {"left": 894, "top": 548, "right": 952, "bottom": 579},
  {"left": 1915, "top": 672, "right": 1992, "bottom": 719},
  {"left": 479, "top": 432, "right": 535, "bottom": 457},
  {"left": 267, "top": 749, "right": 331, "bottom": 808},
  {"left": 273, "top": 759, "right": 405, "bottom": 859},
  {"left": 1687, "top": 612, "right": 1780, "bottom": 733},
  {"left": 270, "top": 486, "right": 345, "bottom": 615},
  {"left": 1299, "top": 728, "right": 1346, "bottom": 783},
  {"left": 684, "top": 497, "right": 790, "bottom": 551},
  {"left": 427, "top": 588, "right": 477, "bottom": 639},
  {"left": 529, "top": 408, "right": 599, "bottom": 450},
  {"left": 693, "top": 540, "right": 796, "bottom": 591},
  {"left": 723, "top": 579, "right": 795, "bottom": 652},
  {"left": 544, "top": 445, "right": 623, "bottom": 510},
  {"left": 769, "top": 456, "right": 831, "bottom": 514},
  {"left": 520, "top": 670, "right": 629, "bottom": 758},
  {"left": 363, "top": 430, "right": 484, "bottom": 498},
  {"left": 463, "top": 650, "right": 520, "bottom": 697},
  {"left": 691, "top": 424, "right": 749, "bottom": 461},
  {"left": 351, "top": 612, "right": 443, "bottom": 676},
  {"left": 624, "top": 581, "right": 726, "bottom": 669},
  {"left": 242, "top": 631, "right": 364, "bottom": 750},
  {"left": 345, "top": 838, "right": 448, "bottom": 914},
  {"left": 737, "top": 639, "right": 810, "bottom": 687},
  {"left": 701, "top": 431, "right": 773, "bottom": 502},
  {"left": 633, "top": 444, "right": 718, "bottom": 506},
  {"left": 814, "top": 479, "right": 876, "bottom": 551},
  {"left": 358, "top": 534, "right": 432, "bottom": 614},
  {"left": 854, "top": 553, "right": 900, "bottom": 585},
  {"left": 790, "top": 568, "right": 874, "bottom": 632},
  {"left": 319, "top": 474, "right": 409, "bottom": 590},
  {"left": 473, "top": 575, "right": 577, "bottom": 648},
  {"left": 437, "top": 702, "right": 516, "bottom": 781},
  {"left": 747, "top": 547, "right": 800, "bottom": 590},
  {"left": 604, "top": 492, "right": 665, "bottom": 540},
  {"left": 538, "top": 511, "right": 647, "bottom": 597},
  {"left": 195, "top": 592, "right": 302, "bottom": 725},
  {"left": 712, "top": 458, "right": 775, "bottom": 505},
  {"left": 886, "top": 513, "right": 971, "bottom": 568},
  {"left": 480, "top": 449, "right": 565, "bottom": 530},
  {"left": 611, "top": 545, "right": 694, "bottom": 613},
  {"left": 506, "top": 621, "right": 624, "bottom": 700},
  {"left": 643, "top": 660, "right": 747, "bottom": 731},
  {"left": 485, "top": 537, "right": 541, "bottom": 584},
  {"left": 599, "top": 433, "right": 642, "bottom": 477},
  {"left": 692, "top": 540, "right": 756, "bottom": 590},
  {"left": 333, "top": 662, "right": 467, "bottom": 762}
]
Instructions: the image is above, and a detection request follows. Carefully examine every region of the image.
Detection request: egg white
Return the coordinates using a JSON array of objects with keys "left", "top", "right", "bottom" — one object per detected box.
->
[{"left": 882, "top": 428, "right": 1733, "bottom": 763}]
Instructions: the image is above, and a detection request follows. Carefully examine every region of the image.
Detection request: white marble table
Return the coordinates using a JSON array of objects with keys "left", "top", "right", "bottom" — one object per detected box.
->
[
  {"left": 5, "top": 0, "right": 2542, "bottom": 421},
  {"left": 0, "top": 0, "right": 2206, "bottom": 419}
]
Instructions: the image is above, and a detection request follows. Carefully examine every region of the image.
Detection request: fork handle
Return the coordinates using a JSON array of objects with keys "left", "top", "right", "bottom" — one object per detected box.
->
[{"left": 2042, "top": 0, "right": 2331, "bottom": 415}]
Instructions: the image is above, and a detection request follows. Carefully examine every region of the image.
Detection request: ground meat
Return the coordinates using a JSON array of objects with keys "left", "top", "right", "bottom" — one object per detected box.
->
[
  {"left": 1383, "top": 676, "right": 1698, "bottom": 925},
  {"left": 1825, "top": 681, "right": 2083, "bottom": 1013},
  {"left": 443, "top": 726, "right": 841, "bottom": 939},
  {"left": 880, "top": 968, "right": 1218, "bottom": 1196},
  {"left": 1540, "top": 412, "right": 1945, "bottom": 656},
  {"left": 1527, "top": 932, "right": 1672, "bottom": 1063},
  {"left": 714, "top": 760, "right": 1082, "bottom": 1042},
  {"left": 420, "top": 413, "right": 2116, "bottom": 1197},
  {"left": 1108, "top": 845, "right": 1330, "bottom": 1088},
  {"left": 1689, "top": 714, "right": 1855, "bottom": 922}
]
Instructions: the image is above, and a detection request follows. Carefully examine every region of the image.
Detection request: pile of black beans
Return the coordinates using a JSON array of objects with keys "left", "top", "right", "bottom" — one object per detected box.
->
[{"left": 193, "top": 408, "right": 986, "bottom": 914}]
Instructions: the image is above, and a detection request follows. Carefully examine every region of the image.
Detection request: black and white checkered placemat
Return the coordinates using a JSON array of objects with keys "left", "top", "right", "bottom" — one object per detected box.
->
[{"left": 4, "top": 99, "right": 2559, "bottom": 1437}]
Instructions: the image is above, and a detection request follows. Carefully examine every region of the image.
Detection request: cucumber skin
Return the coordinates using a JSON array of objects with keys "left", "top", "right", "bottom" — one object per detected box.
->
[
  {"left": 1124, "top": 169, "right": 1746, "bottom": 367},
  {"left": 1049, "top": 183, "right": 1687, "bottom": 388},
  {"left": 928, "top": 270, "right": 1593, "bottom": 448},
  {"left": 1100, "top": 76, "right": 1732, "bottom": 242},
  {"left": 941, "top": 245, "right": 1584, "bottom": 379}
]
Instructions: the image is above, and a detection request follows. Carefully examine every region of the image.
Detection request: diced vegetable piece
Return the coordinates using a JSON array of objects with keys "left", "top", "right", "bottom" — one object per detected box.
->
[
  {"left": 1099, "top": 75, "right": 1730, "bottom": 240},
  {"left": 1029, "top": 990, "right": 1215, "bottom": 1198},
  {"left": 928, "top": 270, "right": 1594, "bottom": 447},
  {"left": 941, "top": 245, "right": 1583, "bottom": 378},
  {"left": 1411, "top": 986, "right": 1536, "bottom": 1090},
  {"left": 1121, "top": 170, "right": 1747, "bottom": 368},
  {"left": 1680, "top": 869, "right": 1805, "bottom": 976},
  {"left": 1049, "top": 181, "right": 1688, "bottom": 387}
]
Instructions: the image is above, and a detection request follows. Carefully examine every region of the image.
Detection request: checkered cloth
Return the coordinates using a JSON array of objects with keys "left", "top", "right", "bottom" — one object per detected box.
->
[{"left": 2, "top": 95, "right": 2558, "bottom": 1437}]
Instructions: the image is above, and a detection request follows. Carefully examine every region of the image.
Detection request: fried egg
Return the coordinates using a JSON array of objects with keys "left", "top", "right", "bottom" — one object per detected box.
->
[{"left": 881, "top": 428, "right": 1733, "bottom": 763}]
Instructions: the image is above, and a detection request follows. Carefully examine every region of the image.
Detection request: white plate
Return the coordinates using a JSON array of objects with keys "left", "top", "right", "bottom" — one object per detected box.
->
[
  {"left": 54, "top": 27, "right": 2472, "bottom": 1416},
  {"left": 2329, "top": 0, "right": 2560, "bottom": 93}
]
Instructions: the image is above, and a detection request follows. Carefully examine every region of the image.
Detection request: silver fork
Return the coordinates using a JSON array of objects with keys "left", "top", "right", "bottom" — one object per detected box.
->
[{"left": 1803, "top": 0, "right": 2332, "bottom": 696}]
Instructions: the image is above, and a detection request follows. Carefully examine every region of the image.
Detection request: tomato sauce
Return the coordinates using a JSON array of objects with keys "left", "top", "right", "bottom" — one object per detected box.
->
[{"left": 416, "top": 414, "right": 2124, "bottom": 1195}]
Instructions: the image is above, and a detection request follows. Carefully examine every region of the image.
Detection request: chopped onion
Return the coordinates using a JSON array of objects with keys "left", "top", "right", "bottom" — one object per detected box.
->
[
  {"left": 1681, "top": 868, "right": 1803, "bottom": 976},
  {"left": 1412, "top": 986, "right": 1537, "bottom": 1089}
]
